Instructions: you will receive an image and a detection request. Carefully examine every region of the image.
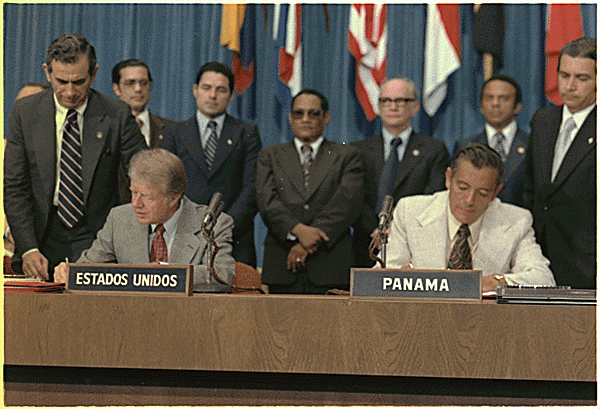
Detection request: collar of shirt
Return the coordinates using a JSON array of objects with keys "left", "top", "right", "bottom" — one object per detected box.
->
[
  {"left": 485, "top": 119, "right": 517, "bottom": 149},
  {"left": 562, "top": 102, "right": 596, "bottom": 131},
  {"left": 196, "top": 111, "right": 226, "bottom": 149},
  {"left": 149, "top": 199, "right": 183, "bottom": 257},
  {"left": 136, "top": 108, "right": 151, "bottom": 146},
  {"left": 294, "top": 135, "right": 324, "bottom": 159},
  {"left": 382, "top": 126, "right": 411, "bottom": 162},
  {"left": 446, "top": 199, "right": 484, "bottom": 253}
]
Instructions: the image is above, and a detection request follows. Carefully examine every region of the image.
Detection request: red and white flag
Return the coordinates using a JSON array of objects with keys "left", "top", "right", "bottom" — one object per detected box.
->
[
  {"left": 545, "top": 4, "right": 583, "bottom": 105},
  {"left": 348, "top": 4, "right": 387, "bottom": 121},
  {"left": 423, "top": 3, "right": 461, "bottom": 117},
  {"left": 277, "top": 3, "right": 302, "bottom": 97}
]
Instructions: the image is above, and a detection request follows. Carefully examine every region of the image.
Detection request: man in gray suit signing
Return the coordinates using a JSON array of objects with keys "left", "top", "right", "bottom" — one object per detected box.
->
[
  {"left": 385, "top": 143, "right": 555, "bottom": 293},
  {"left": 54, "top": 148, "right": 235, "bottom": 292}
]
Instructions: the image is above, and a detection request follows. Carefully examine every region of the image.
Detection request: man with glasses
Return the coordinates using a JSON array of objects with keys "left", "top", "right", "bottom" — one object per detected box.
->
[
  {"left": 112, "top": 59, "right": 174, "bottom": 203},
  {"left": 257, "top": 89, "right": 364, "bottom": 294},
  {"left": 351, "top": 77, "right": 449, "bottom": 267}
]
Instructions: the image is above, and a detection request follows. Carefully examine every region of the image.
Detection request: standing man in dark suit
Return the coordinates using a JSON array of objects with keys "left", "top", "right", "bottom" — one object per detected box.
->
[
  {"left": 4, "top": 33, "right": 147, "bottom": 280},
  {"left": 257, "top": 89, "right": 364, "bottom": 294},
  {"left": 112, "top": 59, "right": 174, "bottom": 203},
  {"left": 454, "top": 74, "right": 528, "bottom": 206},
  {"left": 524, "top": 37, "right": 596, "bottom": 289},
  {"left": 351, "top": 77, "right": 449, "bottom": 267},
  {"left": 161, "top": 62, "right": 261, "bottom": 267}
]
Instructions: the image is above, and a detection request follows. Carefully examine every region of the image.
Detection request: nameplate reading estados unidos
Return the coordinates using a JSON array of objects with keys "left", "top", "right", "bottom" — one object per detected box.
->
[
  {"left": 66, "top": 263, "right": 193, "bottom": 296},
  {"left": 350, "top": 268, "right": 482, "bottom": 300}
]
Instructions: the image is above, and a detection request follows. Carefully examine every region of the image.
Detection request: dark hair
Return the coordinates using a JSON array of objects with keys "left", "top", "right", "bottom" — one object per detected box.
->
[
  {"left": 291, "top": 89, "right": 329, "bottom": 113},
  {"left": 195, "top": 62, "right": 234, "bottom": 94},
  {"left": 46, "top": 33, "right": 97, "bottom": 77},
  {"left": 480, "top": 74, "right": 522, "bottom": 107},
  {"left": 22, "top": 81, "right": 50, "bottom": 90},
  {"left": 112, "top": 59, "right": 152, "bottom": 85},
  {"left": 558, "top": 37, "right": 597, "bottom": 71},
  {"left": 451, "top": 143, "right": 504, "bottom": 188}
]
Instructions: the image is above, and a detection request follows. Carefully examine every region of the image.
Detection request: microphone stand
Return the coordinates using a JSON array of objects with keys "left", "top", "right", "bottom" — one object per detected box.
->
[{"left": 201, "top": 224, "right": 264, "bottom": 293}]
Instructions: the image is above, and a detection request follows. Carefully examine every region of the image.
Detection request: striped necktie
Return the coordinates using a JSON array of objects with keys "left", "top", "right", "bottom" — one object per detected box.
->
[
  {"left": 448, "top": 224, "right": 472, "bottom": 270},
  {"left": 301, "top": 144, "right": 313, "bottom": 188},
  {"left": 57, "top": 109, "right": 84, "bottom": 228},
  {"left": 205, "top": 121, "right": 218, "bottom": 170}
]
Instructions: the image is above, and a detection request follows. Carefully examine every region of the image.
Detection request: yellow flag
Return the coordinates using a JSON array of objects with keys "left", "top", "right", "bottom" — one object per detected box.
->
[{"left": 220, "top": 4, "right": 246, "bottom": 52}]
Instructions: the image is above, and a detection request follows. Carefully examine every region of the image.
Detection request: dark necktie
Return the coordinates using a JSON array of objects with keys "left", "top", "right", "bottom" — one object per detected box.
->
[
  {"left": 301, "top": 144, "right": 313, "bottom": 188},
  {"left": 137, "top": 118, "right": 143, "bottom": 129},
  {"left": 448, "top": 224, "right": 472, "bottom": 270},
  {"left": 376, "top": 137, "right": 402, "bottom": 213},
  {"left": 493, "top": 132, "right": 506, "bottom": 162},
  {"left": 57, "top": 109, "right": 84, "bottom": 228},
  {"left": 150, "top": 224, "right": 168, "bottom": 263},
  {"left": 205, "top": 121, "right": 218, "bottom": 170}
]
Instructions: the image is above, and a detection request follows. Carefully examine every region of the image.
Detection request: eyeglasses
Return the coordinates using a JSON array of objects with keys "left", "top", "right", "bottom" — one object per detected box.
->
[
  {"left": 291, "top": 109, "right": 323, "bottom": 120},
  {"left": 120, "top": 79, "right": 150, "bottom": 88},
  {"left": 378, "top": 97, "right": 416, "bottom": 106}
]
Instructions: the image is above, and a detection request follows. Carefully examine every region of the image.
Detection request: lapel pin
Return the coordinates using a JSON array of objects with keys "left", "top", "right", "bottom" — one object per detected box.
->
[
  {"left": 227, "top": 139, "right": 232, "bottom": 145},
  {"left": 159, "top": 134, "right": 163, "bottom": 140},
  {"left": 96, "top": 132, "right": 103, "bottom": 139},
  {"left": 517, "top": 146, "right": 525, "bottom": 154},
  {"left": 412, "top": 149, "right": 420, "bottom": 157},
  {"left": 588, "top": 137, "right": 594, "bottom": 145}
]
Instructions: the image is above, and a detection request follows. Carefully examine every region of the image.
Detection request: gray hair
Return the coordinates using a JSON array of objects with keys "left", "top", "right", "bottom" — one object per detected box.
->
[{"left": 128, "top": 148, "right": 187, "bottom": 199}]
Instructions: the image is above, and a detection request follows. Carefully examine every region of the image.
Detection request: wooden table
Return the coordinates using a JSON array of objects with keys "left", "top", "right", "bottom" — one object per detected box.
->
[{"left": 4, "top": 292, "right": 596, "bottom": 406}]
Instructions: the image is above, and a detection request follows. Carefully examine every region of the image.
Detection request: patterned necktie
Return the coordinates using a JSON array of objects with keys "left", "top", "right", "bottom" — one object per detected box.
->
[
  {"left": 301, "top": 144, "right": 313, "bottom": 188},
  {"left": 551, "top": 116, "right": 576, "bottom": 182},
  {"left": 376, "top": 137, "right": 402, "bottom": 213},
  {"left": 493, "top": 132, "right": 507, "bottom": 162},
  {"left": 448, "top": 224, "right": 472, "bottom": 270},
  {"left": 137, "top": 118, "right": 143, "bottom": 129},
  {"left": 150, "top": 224, "right": 168, "bottom": 263},
  {"left": 205, "top": 121, "right": 218, "bottom": 170},
  {"left": 57, "top": 109, "right": 84, "bottom": 228}
]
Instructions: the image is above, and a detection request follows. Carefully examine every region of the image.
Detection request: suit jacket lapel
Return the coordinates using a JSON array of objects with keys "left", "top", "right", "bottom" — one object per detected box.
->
[
  {"left": 278, "top": 141, "right": 305, "bottom": 195},
  {"left": 474, "top": 200, "right": 509, "bottom": 274},
  {"left": 126, "top": 214, "right": 152, "bottom": 263},
  {"left": 81, "top": 90, "right": 110, "bottom": 203},
  {"left": 393, "top": 131, "right": 421, "bottom": 192},
  {"left": 208, "top": 114, "right": 238, "bottom": 178},
  {"left": 539, "top": 107, "right": 563, "bottom": 185},
  {"left": 553, "top": 107, "right": 596, "bottom": 187},
  {"left": 503, "top": 128, "right": 527, "bottom": 182},
  {"left": 33, "top": 91, "right": 58, "bottom": 202},
  {"left": 149, "top": 113, "right": 164, "bottom": 148},
  {"left": 415, "top": 192, "right": 448, "bottom": 268},
  {"left": 306, "top": 139, "right": 336, "bottom": 199},
  {"left": 372, "top": 135, "right": 385, "bottom": 183},
  {"left": 182, "top": 116, "right": 210, "bottom": 177},
  {"left": 169, "top": 198, "right": 206, "bottom": 264}
]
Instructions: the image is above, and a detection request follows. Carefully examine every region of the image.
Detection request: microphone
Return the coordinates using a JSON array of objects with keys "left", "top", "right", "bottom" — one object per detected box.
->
[
  {"left": 202, "top": 192, "right": 224, "bottom": 232},
  {"left": 378, "top": 195, "right": 394, "bottom": 233}
]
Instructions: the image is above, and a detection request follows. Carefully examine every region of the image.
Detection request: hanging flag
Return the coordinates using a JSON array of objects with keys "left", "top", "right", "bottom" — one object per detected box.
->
[
  {"left": 348, "top": 4, "right": 388, "bottom": 122},
  {"left": 545, "top": 4, "right": 583, "bottom": 105},
  {"left": 278, "top": 3, "right": 302, "bottom": 97},
  {"left": 221, "top": 4, "right": 256, "bottom": 95},
  {"left": 423, "top": 4, "right": 461, "bottom": 117},
  {"left": 473, "top": 4, "right": 504, "bottom": 69}
]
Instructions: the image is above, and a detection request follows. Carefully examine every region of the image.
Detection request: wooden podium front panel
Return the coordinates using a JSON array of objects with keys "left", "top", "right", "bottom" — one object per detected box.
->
[{"left": 4, "top": 293, "right": 596, "bottom": 382}]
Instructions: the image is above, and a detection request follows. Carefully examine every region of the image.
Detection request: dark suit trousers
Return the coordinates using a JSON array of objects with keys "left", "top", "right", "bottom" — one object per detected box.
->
[{"left": 41, "top": 207, "right": 94, "bottom": 280}]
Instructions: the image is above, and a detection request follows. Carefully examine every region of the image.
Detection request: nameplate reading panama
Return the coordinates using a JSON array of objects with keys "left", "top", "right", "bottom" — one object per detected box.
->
[
  {"left": 67, "top": 264, "right": 193, "bottom": 296},
  {"left": 350, "top": 268, "right": 482, "bottom": 300}
]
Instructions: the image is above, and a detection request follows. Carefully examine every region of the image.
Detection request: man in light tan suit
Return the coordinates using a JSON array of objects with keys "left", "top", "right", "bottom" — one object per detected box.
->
[{"left": 385, "top": 143, "right": 555, "bottom": 293}]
